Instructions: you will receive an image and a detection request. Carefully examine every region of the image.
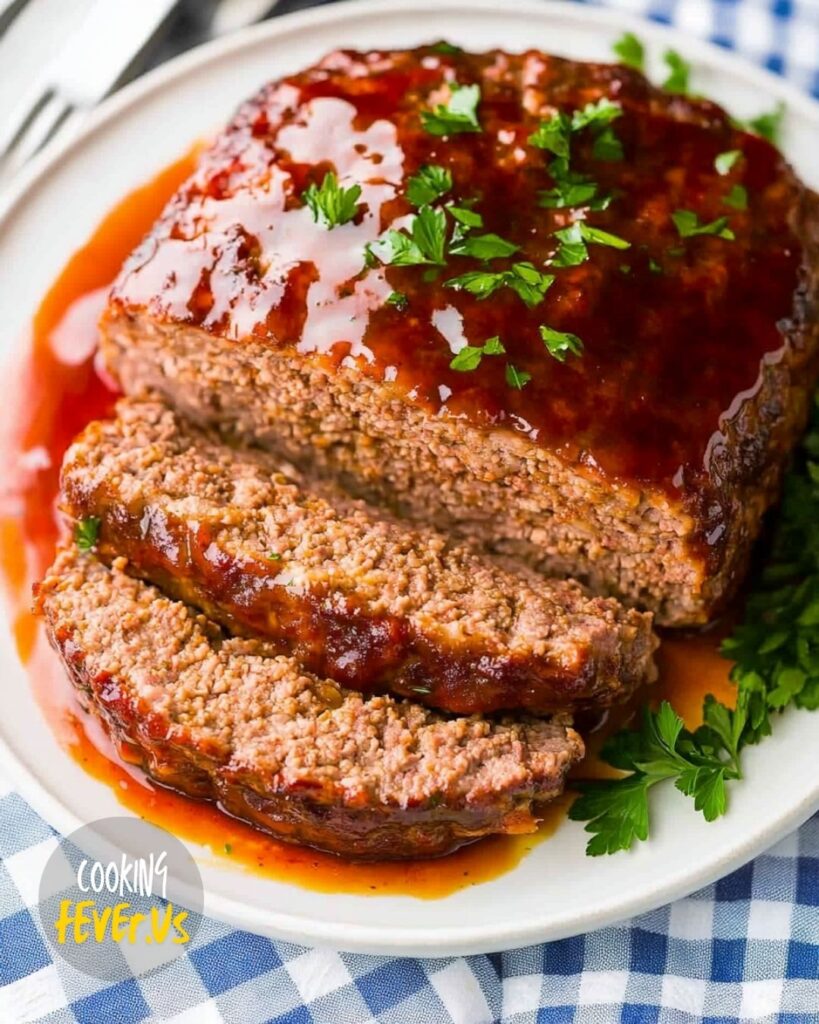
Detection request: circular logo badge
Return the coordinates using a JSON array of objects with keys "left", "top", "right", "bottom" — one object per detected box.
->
[{"left": 38, "top": 817, "right": 204, "bottom": 980}]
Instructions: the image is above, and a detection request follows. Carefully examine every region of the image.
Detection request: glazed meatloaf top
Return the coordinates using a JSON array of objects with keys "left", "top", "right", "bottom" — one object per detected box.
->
[
  {"left": 105, "top": 44, "right": 818, "bottom": 512},
  {"left": 36, "top": 545, "right": 584, "bottom": 859},
  {"left": 59, "top": 399, "right": 657, "bottom": 714}
]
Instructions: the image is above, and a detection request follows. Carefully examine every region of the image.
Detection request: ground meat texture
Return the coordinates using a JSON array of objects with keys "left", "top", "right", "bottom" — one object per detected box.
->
[
  {"left": 59, "top": 399, "right": 657, "bottom": 715},
  {"left": 100, "top": 46, "right": 819, "bottom": 626},
  {"left": 35, "top": 546, "right": 584, "bottom": 860}
]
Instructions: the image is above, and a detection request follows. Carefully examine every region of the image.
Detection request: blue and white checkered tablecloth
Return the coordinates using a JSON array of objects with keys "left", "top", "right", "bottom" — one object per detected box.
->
[{"left": 2, "top": 1, "right": 818, "bottom": 1021}]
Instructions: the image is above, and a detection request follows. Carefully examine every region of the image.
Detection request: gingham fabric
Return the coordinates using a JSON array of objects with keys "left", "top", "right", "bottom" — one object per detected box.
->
[{"left": 1, "top": 1, "right": 818, "bottom": 1022}]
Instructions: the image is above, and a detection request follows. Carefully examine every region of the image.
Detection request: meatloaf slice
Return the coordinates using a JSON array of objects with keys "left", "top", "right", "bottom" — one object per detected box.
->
[
  {"left": 101, "top": 46, "right": 819, "bottom": 626},
  {"left": 59, "top": 399, "right": 656, "bottom": 715},
  {"left": 35, "top": 545, "right": 584, "bottom": 859}
]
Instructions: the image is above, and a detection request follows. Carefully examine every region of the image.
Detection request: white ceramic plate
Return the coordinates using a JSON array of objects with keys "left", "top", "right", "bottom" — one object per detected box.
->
[{"left": 1, "top": 0, "right": 818, "bottom": 957}]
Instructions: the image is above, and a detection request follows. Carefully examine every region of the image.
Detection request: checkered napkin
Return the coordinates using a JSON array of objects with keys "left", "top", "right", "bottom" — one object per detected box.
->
[{"left": 2, "top": 1, "right": 819, "bottom": 1021}]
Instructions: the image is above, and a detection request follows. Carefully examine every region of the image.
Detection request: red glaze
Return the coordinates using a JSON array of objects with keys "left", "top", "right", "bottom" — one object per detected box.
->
[{"left": 111, "top": 47, "right": 805, "bottom": 494}]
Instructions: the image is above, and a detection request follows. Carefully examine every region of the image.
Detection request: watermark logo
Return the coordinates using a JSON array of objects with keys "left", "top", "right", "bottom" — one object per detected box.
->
[{"left": 38, "top": 817, "right": 204, "bottom": 980}]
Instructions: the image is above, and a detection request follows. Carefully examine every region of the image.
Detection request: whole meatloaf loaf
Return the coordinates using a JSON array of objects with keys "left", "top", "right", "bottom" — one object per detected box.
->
[
  {"left": 100, "top": 45, "right": 819, "bottom": 626},
  {"left": 59, "top": 399, "right": 656, "bottom": 715},
  {"left": 36, "top": 545, "right": 584, "bottom": 859}
]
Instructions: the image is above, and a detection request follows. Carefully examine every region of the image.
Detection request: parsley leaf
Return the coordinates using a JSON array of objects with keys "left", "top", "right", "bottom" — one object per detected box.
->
[
  {"left": 571, "top": 98, "right": 623, "bottom": 132},
  {"left": 715, "top": 149, "right": 741, "bottom": 175},
  {"left": 430, "top": 41, "right": 462, "bottom": 55},
  {"left": 406, "top": 164, "right": 453, "bottom": 206},
  {"left": 448, "top": 204, "right": 483, "bottom": 228},
  {"left": 505, "top": 363, "right": 531, "bottom": 390},
  {"left": 449, "top": 232, "right": 519, "bottom": 260},
  {"left": 540, "top": 324, "right": 584, "bottom": 362},
  {"left": 385, "top": 291, "right": 409, "bottom": 311},
  {"left": 672, "top": 209, "right": 735, "bottom": 240},
  {"left": 421, "top": 83, "right": 482, "bottom": 135},
  {"left": 449, "top": 335, "right": 505, "bottom": 372},
  {"left": 723, "top": 184, "right": 748, "bottom": 211},
  {"left": 302, "top": 172, "right": 362, "bottom": 229},
  {"left": 662, "top": 49, "right": 691, "bottom": 94},
  {"left": 75, "top": 517, "right": 101, "bottom": 552},
  {"left": 553, "top": 222, "right": 631, "bottom": 267},
  {"left": 612, "top": 31, "right": 645, "bottom": 71},
  {"left": 529, "top": 113, "right": 572, "bottom": 159},
  {"left": 371, "top": 205, "right": 447, "bottom": 266},
  {"left": 592, "top": 126, "right": 624, "bottom": 161},
  {"left": 446, "top": 263, "right": 554, "bottom": 307},
  {"left": 744, "top": 102, "right": 785, "bottom": 144},
  {"left": 571, "top": 394, "right": 819, "bottom": 855}
]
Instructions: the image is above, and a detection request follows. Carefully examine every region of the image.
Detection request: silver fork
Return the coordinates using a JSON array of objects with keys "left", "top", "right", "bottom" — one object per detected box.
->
[{"left": 0, "top": 0, "right": 182, "bottom": 179}]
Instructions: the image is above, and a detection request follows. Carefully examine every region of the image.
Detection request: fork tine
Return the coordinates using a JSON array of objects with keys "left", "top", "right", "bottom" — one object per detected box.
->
[
  {"left": 0, "top": 0, "right": 31, "bottom": 37},
  {"left": 0, "top": 92, "right": 74, "bottom": 175}
]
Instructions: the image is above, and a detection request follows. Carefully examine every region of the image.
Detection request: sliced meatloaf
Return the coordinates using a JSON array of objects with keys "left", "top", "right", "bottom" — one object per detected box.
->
[
  {"left": 100, "top": 46, "right": 819, "bottom": 626},
  {"left": 35, "top": 545, "right": 584, "bottom": 859},
  {"left": 59, "top": 399, "right": 656, "bottom": 715}
]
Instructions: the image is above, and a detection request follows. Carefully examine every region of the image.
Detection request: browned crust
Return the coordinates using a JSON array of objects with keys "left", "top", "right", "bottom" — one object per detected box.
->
[
  {"left": 60, "top": 399, "right": 656, "bottom": 714},
  {"left": 35, "top": 545, "right": 584, "bottom": 860}
]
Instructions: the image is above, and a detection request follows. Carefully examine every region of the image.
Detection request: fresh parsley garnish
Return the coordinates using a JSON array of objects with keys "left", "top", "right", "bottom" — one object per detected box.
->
[
  {"left": 592, "top": 126, "right": 624, "bottom": 162},
  {"left": 449, "top": 232, "right": 519, "bottom": 260},
  {"left": 302, "top": 172, "right": 362, "bottom": 229},
  {"left": 446, "top": 262, "right": 554, "bottom": 307},
  {"left": 75, "top": 517, "right": 101, "bottom": 552},
  {"left": 612, "top": 31, "right": 645, "bottom": 71},
  {"left": 743, "top": 102, "right": 785, "bottom": 144},
  {"left": 571, "top": 97, "right": 623, "bottom": 132},
  {"left": 553, "top": 222, "right": 630, "bottom": 267},
  {"left": 448, "top": 204, "right": 483, "bottom": 228},
  {"left": 723, "top": 184, "right": 748, "bottom": 211},
  {"left": 662, "top": 50, "right": 691, "bottom": 94},
  {"left": 672, "top": 209, "right": 735, "bottom": 240},
  {"left": 529, "top": 113, "right": 571, "bottom": 158},
  {"left": 540, "top": 325, "right": 584, "bottom": 362},
  {"left": 449, "top": 335, "right": 505, "bottom": 372},
  {"left": 421, "top": 83, "right": 482, "bottom": 135},
  {"left": 385, "top": 291, "right": 409, "bottom": 310},
  {"left": 505, "top": 363, "right": 531, "bottom": 390},
  {"left": 538, "top": 173, "right": 609, "bottom": 211},
  {"left": 371, "top": 205, "right": 447, "bottom": 266},
  {"left": 715, "top": 149, "right": 741, "bottom": 175},
  {"left": 430, "top": 41, "right": 463, "bottom": 55},
  {"left": 570, "top": 395, "right": 819, "bottom": 855},
  {"left": 406, "top": 164, "right": 453, "bottom": 207}
]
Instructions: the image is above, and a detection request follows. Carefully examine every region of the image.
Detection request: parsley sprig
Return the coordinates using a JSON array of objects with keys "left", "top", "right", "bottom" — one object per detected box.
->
[
  {"left": 421, "top": 83, "right": 482, "bottom": 135},
  {"left": 570, "top": 396, "right": 819, "bottom": 855},
  {"left": 302, "top": 172, "right": 362, "bottom": 229},
  {"left": 449, "top": 335, "right": 505, "bottom": 371},
  {"left": 612, "top": 32, "right": 645, "bottom": 72},
  {"left": 672, "top": 209, "right": 735, "bottom": 240},
  {"left": 552, "top": 222, "right": 631, "bottom": 268}
]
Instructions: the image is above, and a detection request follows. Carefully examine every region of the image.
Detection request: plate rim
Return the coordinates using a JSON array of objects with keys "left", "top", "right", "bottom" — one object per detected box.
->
[{"left": 1, "top": 0, "right": 818, "bottom": 956}]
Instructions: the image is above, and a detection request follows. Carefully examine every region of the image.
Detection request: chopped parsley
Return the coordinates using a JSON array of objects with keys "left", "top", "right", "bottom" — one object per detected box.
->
[
  {"left": 505, "top": 363, "right": 531, "bottom": 390},
  {"left": 267, "top": 552, "right": 282, "bottom": 561},
  {"left": 592, "top": 126, "right": 624, "bottom": 162},
  {"left": 743, "top": 102, "right": 785, "bottom": 144},
  {"left": 449, "top": 231, "right": 519, "bottom": 260},
  {"left": 553, "top": 222, "right": 630, "bottom": 267},
  {"left": 723, "top": 184, "right": 748, "bottom": 211},
  {"left": 715, "top": 149, "right": 742, "bottom": 175},
  {"left": 75, "top": 517, "right": 100, "bottom": 551},
  {"left": 529, "top": 113, "right": 571, "bottom": 159},
  {"left": 429, "top": 41, "right": 462, "bottom": 55},
  {"left": 385, "top": 291, "right": 409, "bottom": 310},
  {"left": 421, "top": 83, "right": 482, "bottom": 135},
  {"left": 538, "top": 173, "right": 608, "bottom": 211},
  {"left": 448, "top": 204, "right": 483, "bottom": 228},
  {"left": 570, "top": 395, "right": 819, "bottom": 855},
  {"left": 371, "top": 205, "right": 447, "bottom": 266},
  {"left": 224, "top": 843, "right": 233, "bottom": 855},
  {"left": 648, "top": 258, "right": 663, "bottom": 275},
  {"left": 406, "top": 164, "right": 453, "bottom": 207},
  {"left": 302, "top": 172, "right": 362, "bottom": 229},
  {"left": 662, "top": 49, "right": 691, "bottom": 94},
  {"left": 612, "top": 31, "right": 645, "bottom": 72},
  {"left": 571, "top": 97, "right": 623, "bottom": 132},
  {"left": 672, "top": 209, "right": 735, "bottom": 240},
  {"left": 540, "top": 325, "right": 584, "bottom": 362},
  {"left": 445, "top": 262, "right": 554, "bottom": 307},
  {"left": 449, "top": 335, "right": 505, "bottom": 372}
]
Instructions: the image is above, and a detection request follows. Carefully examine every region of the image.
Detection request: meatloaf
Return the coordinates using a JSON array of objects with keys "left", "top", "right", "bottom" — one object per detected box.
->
[
  {"left": 59, "top": 399, "right": 656, "bottom": 715},
  {"left": 100, "top": 46, "right": 819, "bottom": 626},
  {"left": 36, "top": 545, "right": 584, "bottom": 859}
]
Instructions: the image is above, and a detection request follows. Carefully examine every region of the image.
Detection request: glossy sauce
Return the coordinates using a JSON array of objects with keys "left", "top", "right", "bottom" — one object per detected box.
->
[
  {"left": 1, "top": 143, "right": 741, "bottom": 899},
  {"left": 111, "top": 46, "right": 803, "bottom": 504}
]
